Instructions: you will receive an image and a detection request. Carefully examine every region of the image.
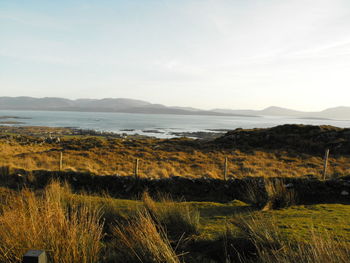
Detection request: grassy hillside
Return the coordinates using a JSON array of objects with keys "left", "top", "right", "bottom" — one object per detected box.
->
[
  {"left": 1, "top": 124, "right": 350, "bottom": 262},
  {"left": 1, "top": 125, "right": 350, "bottom": 179}
]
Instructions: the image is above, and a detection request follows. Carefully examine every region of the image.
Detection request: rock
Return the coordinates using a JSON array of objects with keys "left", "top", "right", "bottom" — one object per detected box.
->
[
  {"left": 305, "top": 174, "right": 317, "bottom": 179},
  {"left": 212, "top": 124, "right": 350, "bottom": 155}
]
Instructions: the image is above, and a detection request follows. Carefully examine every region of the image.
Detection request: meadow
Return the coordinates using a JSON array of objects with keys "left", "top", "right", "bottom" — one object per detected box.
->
[
  {"left": 1, "top": 126, "right": 350, "bottom": 179},
  {"left": 1, "top": 181, "right": 350, "bottom": 262},
  {"left": 1, "top": 125, "right": 350, "bottom": 262}
]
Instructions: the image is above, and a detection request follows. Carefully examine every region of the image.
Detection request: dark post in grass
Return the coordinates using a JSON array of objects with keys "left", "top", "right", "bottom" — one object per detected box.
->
[
  {"left": 59, "top": 152, "right": 63, "bottom": 171},
  {"left": 134, "top": 158, "right": 139, "bottom": 179},
  {"left": 22, "top": 250, "right": 48, "bottom": 263},
  {"left": 323, "top": 149, "right": 330, "bottom": 180},
  {"left": 224, "top": 157, "right": 228, "bottom": 181}
]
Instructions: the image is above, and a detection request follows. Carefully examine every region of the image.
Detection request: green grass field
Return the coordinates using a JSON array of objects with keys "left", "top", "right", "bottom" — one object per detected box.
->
[
  {"left": 71, "top": 192, "right": 350, "bottom": 242},
  {"left": 2, "top": 181, "right": 350, "bottom": 262}
]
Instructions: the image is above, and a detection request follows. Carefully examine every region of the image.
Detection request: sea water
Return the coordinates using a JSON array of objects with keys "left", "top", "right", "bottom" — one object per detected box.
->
[{"left": 1, "top": 110, "right": 350, "bottom": 138}]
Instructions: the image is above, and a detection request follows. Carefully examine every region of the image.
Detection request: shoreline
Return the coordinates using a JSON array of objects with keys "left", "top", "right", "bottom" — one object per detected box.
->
[
  {"left": 0, "top": 125, "right": 225, "bottom": 140},
  {"left": 1, "top": 110, "right": 350, "bottom": 140}
]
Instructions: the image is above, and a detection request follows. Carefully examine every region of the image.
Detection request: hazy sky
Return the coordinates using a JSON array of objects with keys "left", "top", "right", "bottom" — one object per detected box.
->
[{"left": 1, "top": 0, "right": 350, "bottom": 110}]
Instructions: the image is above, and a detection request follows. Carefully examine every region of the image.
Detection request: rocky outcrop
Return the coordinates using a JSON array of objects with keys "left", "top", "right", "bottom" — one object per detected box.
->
[{"left": 212, "top": 124, "right": 350, "bottom": 155}]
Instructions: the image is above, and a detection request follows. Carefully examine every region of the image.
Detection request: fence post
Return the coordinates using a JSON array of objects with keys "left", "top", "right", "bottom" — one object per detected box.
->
[
  {"left": 59, "top": 152, "right": 63, "bottom": 171},
  {"left": 323, "top": 149, "right": 329, "bottom": 180},
  {"left": 224, "top": 157, "right": 228, "bottom": 181},
  {"left": 134, "top": 158, "right": 139, "bottom": 179},
  {"left": 22, "top": 250, "right": 48, "bottom": 263}
]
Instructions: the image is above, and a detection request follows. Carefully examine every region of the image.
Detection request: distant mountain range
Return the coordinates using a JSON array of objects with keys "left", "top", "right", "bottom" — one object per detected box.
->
[
  {"left": 212, "top": 106, "right": 350, "bottom": 120},
  {"left": 0, "top": 97, "right": 349, "bottom": 120},
  {"left": 0, "top": 97, "right": 254, "bottom": 117}
]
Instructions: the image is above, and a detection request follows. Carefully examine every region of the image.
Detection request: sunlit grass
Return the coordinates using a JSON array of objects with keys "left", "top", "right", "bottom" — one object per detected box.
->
[
  {"left": 1, "top": 180, "right": 350, "bottom": 262},
  {"left": 1, "top": 135, "right": 350, "bottom": 178},
  {"left": 0, "top": 181, "right": 104, "bottom": 263}
]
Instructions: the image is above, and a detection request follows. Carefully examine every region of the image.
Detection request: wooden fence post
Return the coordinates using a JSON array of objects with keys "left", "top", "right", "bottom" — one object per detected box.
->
[
  {"left": 224, "top": 157, "right": 228, "bottom": 181},
  {"left": 323, "top": 149, "right": 329, "bottom": 180},
  {"left": 22, "top": 250, "right": 48, "bottom": 263},
  {"left": 59, "top": 152, "right": 63, "bottom": 171},
  {"left": 134, "top": 158, "right": 139, "bottom": 179}
]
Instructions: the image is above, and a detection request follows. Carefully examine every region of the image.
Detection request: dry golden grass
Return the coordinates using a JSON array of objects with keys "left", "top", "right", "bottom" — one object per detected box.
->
[
  {"left": 0, "top": 181, "right": 104, "bottom": 263},
  {"left": 1, "top": 176, "right": 350, "bottom": 262},
  {"left": 242, "top": 178, "right": 297, "bottom": 210},
  {"left": 1, "top": 135, "right": 350, "bottom": 179},
  {"left": 111, "top": 210, "right": 181, "bottom": 263},
  {"left": 142, "top": 192, "right": 200, "bottom": 242}
]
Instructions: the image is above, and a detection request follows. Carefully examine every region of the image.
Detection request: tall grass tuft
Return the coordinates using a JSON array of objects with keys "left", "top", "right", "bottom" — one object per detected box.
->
[
  {"left": 256, "top": 232, "right": 350, "bottom": 263},
  {"left": 264, "top": 179, "right": 296, "bottom": 210},
  {"left": 111, "top": 210, "right": 180, "bottom": 263},
  {"left": 231, "top": 213, "right": 285, "bottom": 253},
  {"left": 142, "top": 192, "right": 200, "bottom": 242},
  {"left": 0, "top": 181, "right": 104, "bottom": 263},
  {"left": 241, "top": 178, "right": 268, "bottom": 208},
  {"left": 242, "top": 178, "right": 296, "bottom": 210},
  {"left": 228, "top": 213, "right": 350, "bottom": 263}
]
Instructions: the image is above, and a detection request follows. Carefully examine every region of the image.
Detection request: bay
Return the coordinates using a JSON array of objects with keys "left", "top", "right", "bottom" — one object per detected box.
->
[{"left": 0, "top": 110, "right": 349, "bottom": 138}]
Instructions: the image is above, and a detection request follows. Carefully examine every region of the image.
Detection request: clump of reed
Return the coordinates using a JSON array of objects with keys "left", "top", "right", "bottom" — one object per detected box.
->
[
  {"left": 242, "top": 178, "right": 296, "bottom": 210},
  {"left": 0, "top": 181, "right": 104, "bottom": 263},
  {"left": 105, "top": 192, "right": 200, "bottom": 262},
  {"left": 111, "top": 210, "right": 181, "bottom": 263},
  {"left": 241, "top": 178, "right": 268, "bottom": 208},
  {"left": 142, "top": 192, "right": 200, "bottom": 242},
  {"left": 264, "top": 179, "right": 296, "bottom": 210}
]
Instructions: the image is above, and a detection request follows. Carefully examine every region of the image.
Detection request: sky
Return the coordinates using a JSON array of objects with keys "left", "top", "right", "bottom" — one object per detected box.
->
[{"left": 1, "top": 0, "right": 350, "bottom": 111}]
